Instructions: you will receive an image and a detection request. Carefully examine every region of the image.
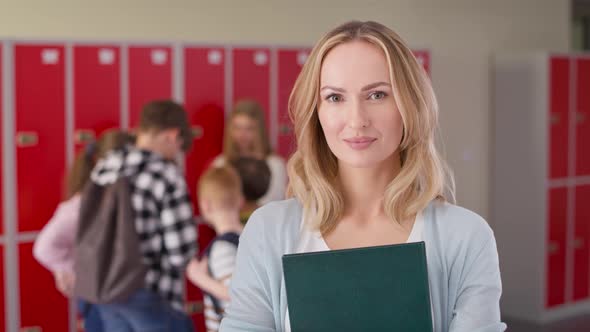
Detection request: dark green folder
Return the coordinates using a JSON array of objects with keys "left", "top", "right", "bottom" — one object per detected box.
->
[{"left": 282, "top": 242, "right": 432, "bottom": 332}]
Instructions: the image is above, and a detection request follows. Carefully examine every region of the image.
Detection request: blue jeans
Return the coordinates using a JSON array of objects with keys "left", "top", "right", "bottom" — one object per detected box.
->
[
  {"left": 96, "top": 289, "right": 194, "bottom": 332},
  {"left": 78, "top": 300, "right": 104, "bottom": 332}
]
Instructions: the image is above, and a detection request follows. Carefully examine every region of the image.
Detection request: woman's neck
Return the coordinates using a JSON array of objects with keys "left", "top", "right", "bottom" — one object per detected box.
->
[{"left": 338, "top": 152, "right": 401, "bottom": 221}]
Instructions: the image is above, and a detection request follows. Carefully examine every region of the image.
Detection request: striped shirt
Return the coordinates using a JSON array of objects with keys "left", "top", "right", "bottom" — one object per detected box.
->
[{"left": 205, "top": 234, "right": 239, "bottom": 332}]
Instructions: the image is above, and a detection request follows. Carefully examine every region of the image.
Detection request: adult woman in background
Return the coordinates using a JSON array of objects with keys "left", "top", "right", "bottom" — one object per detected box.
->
[
  {"left": 220, "top": 21, "right": 506, "bottom": 332},
  {"left": 213, "top": 100, "right": 287, "bottom": 205}
]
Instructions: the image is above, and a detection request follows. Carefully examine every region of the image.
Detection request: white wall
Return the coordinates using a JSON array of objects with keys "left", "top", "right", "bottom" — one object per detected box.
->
[{"left": 0, "top": 0, "right": 570, "bottom": 221}]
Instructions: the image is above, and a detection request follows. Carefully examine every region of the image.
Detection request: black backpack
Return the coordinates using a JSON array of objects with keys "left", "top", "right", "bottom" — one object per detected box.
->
[{"left": 74, "top": 172, "right": 147, "bottom": 304}]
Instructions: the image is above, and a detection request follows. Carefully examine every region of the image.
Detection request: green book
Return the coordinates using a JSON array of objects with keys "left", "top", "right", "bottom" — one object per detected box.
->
[{"left": 282, "top": 242, "right": 433, "bottom": 332}]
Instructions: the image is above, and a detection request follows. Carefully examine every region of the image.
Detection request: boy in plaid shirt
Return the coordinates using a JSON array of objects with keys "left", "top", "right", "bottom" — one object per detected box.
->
[{"left": 91, "top": 100, "right": 197, "bottom": 331}]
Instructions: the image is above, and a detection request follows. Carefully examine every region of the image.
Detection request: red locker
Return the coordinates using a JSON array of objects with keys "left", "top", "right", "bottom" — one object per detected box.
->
[
  {"left": 74, "top": 45, "right": 121, "bottom": 150},
  {"left": 128, "top": 46, "right": 172, "bottom": 128},
  {"left": 412, "top": 50, "right": 431, "bottom": 75},
  {"left": 576, "top": 58, "right": 590, "bottom": 176},
  {"left": 232, "top": 48, "right": 271, "bottom": 130},
  {"left": 183, "top": 47, "right": 225, "bottom": 211},
  {"left": 0, "top": 43, "right": 4, "bottom": 235},
  {"left": 549, "top": 57, "right": 570, "bottom": 179},
  {"left": 183, "top": 47, "right": 226, "bottom": 331},
  {"left": 546, "top": 187, "right": 568, "bottom": 307},
  {"left": 277, "top": 49, "right": 309, "bottom": 159},
  {"left": 573, "top": 185, "right": 590, "bottom": 301},
  {"left": 15, "top": 44, "right": 66, "bottom": 232},
  {"left": 0, "top": 245, "right": 5, "bottom": 332},
  {"left": 19, "top": 242, "right": 69, "bottom": 331}
]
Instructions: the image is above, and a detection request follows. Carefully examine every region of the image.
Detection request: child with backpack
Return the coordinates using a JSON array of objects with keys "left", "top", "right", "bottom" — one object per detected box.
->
[
  {"left": 33, "top": 129, "right": 133, "bottom": 331},
  {"left": 186, "top": 166, "right": 244, "bottom": 332},
  {"left": 76, "top": 100, "right": 197, "bottom": 331}
]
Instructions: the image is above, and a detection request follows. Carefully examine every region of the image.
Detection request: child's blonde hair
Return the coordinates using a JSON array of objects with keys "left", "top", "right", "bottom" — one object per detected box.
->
[{"left": 198, "top": 166, "right": 243, "bottom": 208}]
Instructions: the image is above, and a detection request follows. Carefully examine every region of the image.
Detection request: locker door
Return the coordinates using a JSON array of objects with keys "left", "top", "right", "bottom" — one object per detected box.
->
[
  {"left": 0, "top": 43, "right": 3, "bottom": 235},
  {"left": 412, "top": 50, "right": 431, "bottom": 76},
  {"left": 546, "top": 187, "right": 568, "bottom": 307},
  {"left": 183, "top": 47, "right": 225, "bottom": 211},
  {"left": 573, "top": 185, "right": 590, "bottom": 301},
  {"left": 549, "top": 57, "right": 570, "bottom": 179},
  {"left": 277, "top": 49, "right": 309, "bottom": 159},
  {"left": 576, "top": 58, "right": 590, "bottom": 176},
  {"left": 128, "top": 46, "right": 172, "bottom": 128},
  {"left": 0, "top": 245, "right": 5, "bottom": 332},
  {"left": 233, "top": 48, "right": 271, "bottom": 131},
  {"left": 183, "top": 46, "right": 226, "bottom": 331},
  {"left": 15, "top": 44, "right": 66, "bottom": 232},
  {"left": 74, "top": 45, "right": 121, "bottom": 151},
  {"left": 19, "top": 242, "right": 69, "bottom": 331}
]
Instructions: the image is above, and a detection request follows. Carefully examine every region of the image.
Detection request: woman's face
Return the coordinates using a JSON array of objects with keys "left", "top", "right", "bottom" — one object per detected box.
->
[
  {"left": 318, "top": 40, "right": 403, "bottom": 169},
  {"left": 230, "top": 114, "right": 259, "bottom": 153}
]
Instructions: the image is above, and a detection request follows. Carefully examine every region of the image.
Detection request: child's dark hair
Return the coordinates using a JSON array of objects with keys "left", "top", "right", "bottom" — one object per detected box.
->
[
  {"left": 139, "top": 100, "right": 193, "bottom": 151},
  {"left": 65, "top": 129, "right": 134, "bottom": 199},
  {"left": 230, "top": 157, "right": 271, "bottom": 202}
]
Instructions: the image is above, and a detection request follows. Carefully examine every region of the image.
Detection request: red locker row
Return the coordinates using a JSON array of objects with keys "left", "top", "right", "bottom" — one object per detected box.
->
[
  {"left": 547, "top": 57, "right": 590, "bottom": 308},
  {"left": 549, "top": 57, "right": 590, "bottom": 179},
  {"left": 0, "top": 41, "right": 431, "bottom": 331}
]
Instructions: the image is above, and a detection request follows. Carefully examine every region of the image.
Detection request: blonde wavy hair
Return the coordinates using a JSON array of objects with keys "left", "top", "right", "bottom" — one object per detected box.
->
[
  {"left": 222, "top": 99, "right": 272, "bottom": 162},
  {"left": 287, "top": 21, "right": 455, "bottom": 234}
]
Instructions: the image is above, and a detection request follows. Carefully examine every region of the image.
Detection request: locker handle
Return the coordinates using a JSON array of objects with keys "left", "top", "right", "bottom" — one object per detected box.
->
[
  {"left": 577, "top": 112, "right": 587, "bottom": 125},
  {"left": 279, "top": 124, "right": 293, "bottom": 135},
  {"left": 74, "top": 129, "right": 96, "bottom": 144},
  {"left": 192, "top": 126, "right": 204, "bottom": 140},
  {"left": 16, "top": 132, "right": 39, "bottom": 147},
  {"left": 550, "top": 113, "right": 561, "bottom": 125},
  {"left": 20, "top": 326, "right": 42, "bottom": 332},
  {"left": 185, "top": 300, "right": 203, "bottom": 315},
  {"left": 574, "top": 238, "right": 584, "bottom": 249},
  {"left": 548, "top": 242, "right": 559, "bottom": 254}
]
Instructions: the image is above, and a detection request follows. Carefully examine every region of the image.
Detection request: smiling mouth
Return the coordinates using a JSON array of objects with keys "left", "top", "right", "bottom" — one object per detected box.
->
[{"left": 343, "top": 137, "right": 377, "bottom": 150}]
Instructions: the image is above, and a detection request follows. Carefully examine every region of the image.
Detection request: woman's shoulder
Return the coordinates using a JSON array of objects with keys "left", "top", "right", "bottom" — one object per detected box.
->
[
  {"left": 266, "top": 154, "right": 286, "bottom": 167},
  {"left": 242, "top": 198, "right": 303, "bottom": 245},
  {"left": 425, "top": 200, "right": 495, "bottom": 246}
]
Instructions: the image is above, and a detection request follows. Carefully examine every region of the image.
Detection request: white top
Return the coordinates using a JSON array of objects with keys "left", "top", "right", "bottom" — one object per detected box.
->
[
  {"left": 212, "top": 154, "right": 288, "bottom": 205},
  {"left": 284, "top": 211, "right": 426, "bottom": 332}
]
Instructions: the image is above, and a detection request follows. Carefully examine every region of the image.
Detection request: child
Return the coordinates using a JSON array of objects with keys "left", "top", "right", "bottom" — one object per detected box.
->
[
  {"left": 33, "top": 129, "right": 133, "bottom": 332},
  {"left": 230, "top": 157, "right": 271, "bottom": 224},
  {"left": 186, "top": 166, "right": 244, "bottom": 332},
  {"left": 88, "top": 100, "right": 196, "bottom": 331}
]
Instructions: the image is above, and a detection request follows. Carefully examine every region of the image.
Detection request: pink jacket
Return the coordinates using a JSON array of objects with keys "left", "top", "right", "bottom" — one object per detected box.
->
[{"left": 33, "top": 194, "right": 81, "bottom": 273}]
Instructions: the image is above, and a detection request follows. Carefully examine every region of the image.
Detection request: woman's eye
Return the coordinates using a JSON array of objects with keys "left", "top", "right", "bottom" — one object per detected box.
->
[
  {"left": 326, "top": 94, "right": 343, "bottom": 103},
  {"left": 369, "top": 91, "right": 387, "bottom": 100}
]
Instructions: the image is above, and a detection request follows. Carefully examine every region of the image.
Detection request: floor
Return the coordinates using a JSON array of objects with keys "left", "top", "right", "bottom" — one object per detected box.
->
[{"left": 505, "top": 315, "right": 590, "bottom": 332}]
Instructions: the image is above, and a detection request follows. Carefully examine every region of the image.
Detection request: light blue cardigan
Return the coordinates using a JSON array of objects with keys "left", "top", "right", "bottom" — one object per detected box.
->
[{"left": 220, "top": 199, "right": 507, "bottom": 332}]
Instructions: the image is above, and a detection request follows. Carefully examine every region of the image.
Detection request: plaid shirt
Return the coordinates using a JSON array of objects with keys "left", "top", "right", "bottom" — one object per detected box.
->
[{"left": 91, "top": 146, "right": 197, "bottom": 311}]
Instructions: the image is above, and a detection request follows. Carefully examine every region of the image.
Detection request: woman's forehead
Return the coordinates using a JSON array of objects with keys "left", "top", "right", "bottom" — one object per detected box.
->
[{"left": 320, "top": 41, "right": 391, "bottom": 88}]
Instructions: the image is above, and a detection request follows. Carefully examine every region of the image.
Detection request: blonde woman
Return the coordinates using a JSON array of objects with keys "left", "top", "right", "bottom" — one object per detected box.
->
[
  {"left": 213, "top": 100, "right": 287, "bottom": 205},
  {"left": 220, "top": 21, "right": 506, "bottom": 332}
]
